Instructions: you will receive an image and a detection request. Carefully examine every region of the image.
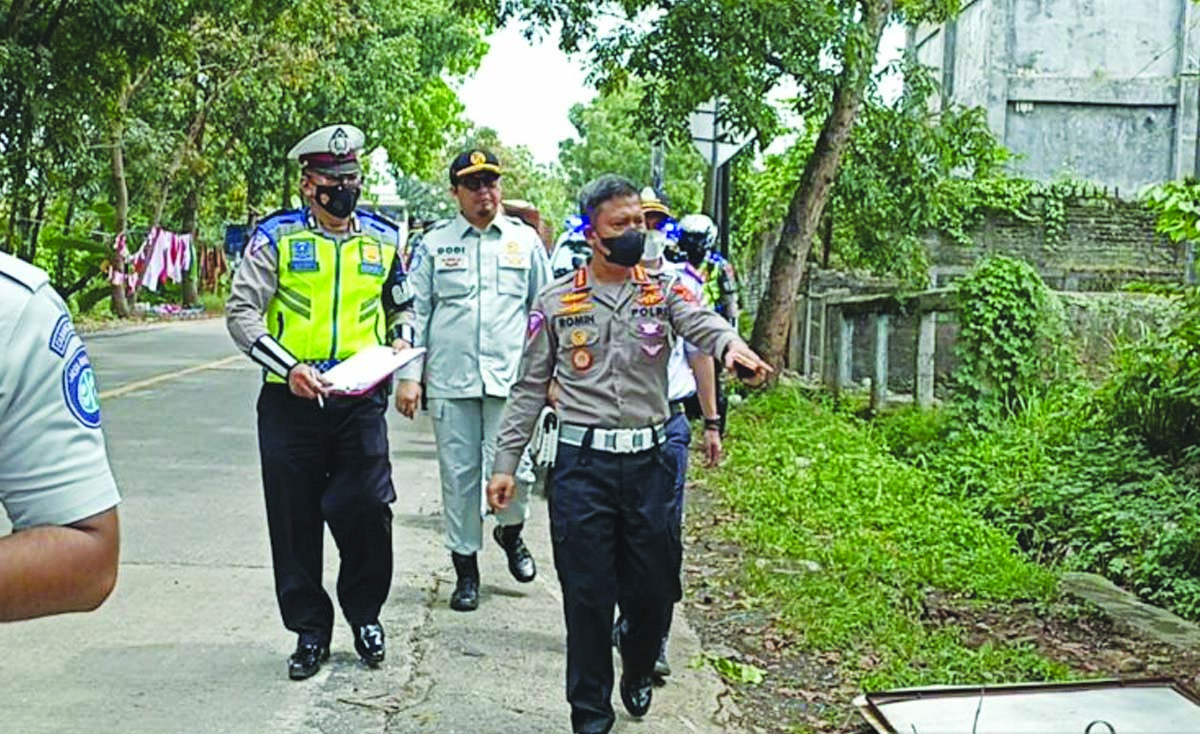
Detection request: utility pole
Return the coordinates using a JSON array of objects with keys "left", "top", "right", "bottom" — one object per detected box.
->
[{"left": 650, "top": 141, "right": 665, "bottom": 194}]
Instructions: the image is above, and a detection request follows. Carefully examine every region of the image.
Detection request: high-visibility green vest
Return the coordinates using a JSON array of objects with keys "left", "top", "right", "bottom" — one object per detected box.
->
[{"left": 265, "top": 226, "right": 396, "bottom": 382}]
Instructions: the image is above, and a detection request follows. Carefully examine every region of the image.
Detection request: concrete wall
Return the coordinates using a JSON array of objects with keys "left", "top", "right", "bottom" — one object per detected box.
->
[
  {"left": 1010, "top": 0, "right": 1183, "bottom": 77},
  {"left": 952, "top": 0, "right": 992, "bottom": 110},
  {"left": 1005, "top": 102, "right": 1177, "bottom": 193},
  {"left": 912, "top": 0, "right": 1200, "bottom": 193}
]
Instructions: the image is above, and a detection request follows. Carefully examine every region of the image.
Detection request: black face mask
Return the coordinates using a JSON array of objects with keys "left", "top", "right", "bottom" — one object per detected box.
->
[
  {"left": 315, "top": 184, "right": 360, "bottom": 219},
  {"left": 599, "top": 229, "right": 645, "bottom": 267}
]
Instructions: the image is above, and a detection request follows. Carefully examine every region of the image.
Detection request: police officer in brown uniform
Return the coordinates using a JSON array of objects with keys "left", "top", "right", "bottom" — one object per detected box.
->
[{"left": 486, "top": 175, "right": 770, "bottom": 734}]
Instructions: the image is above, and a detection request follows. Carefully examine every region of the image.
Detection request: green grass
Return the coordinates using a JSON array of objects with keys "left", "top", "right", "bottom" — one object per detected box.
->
[
  {"left": 875, "top": 390, "right": 1200, "bottom": 622},
  {"left": 707, "top": 386, "right": 1068, "bottom": 694}
]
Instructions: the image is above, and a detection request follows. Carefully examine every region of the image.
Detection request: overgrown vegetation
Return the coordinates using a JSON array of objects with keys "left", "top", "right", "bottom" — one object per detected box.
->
[
  {"left": 706, "top": 253, "right": 1200, "bottom": 730},
  {"left": 953, "top": 256, "right": 1064, "bottom": 416},
  {"left": 707, "top": 387, "right": 1067, "bottom": 695},
  {"left": 873, "top": 258, "right": 1200, "bottom": 621}
]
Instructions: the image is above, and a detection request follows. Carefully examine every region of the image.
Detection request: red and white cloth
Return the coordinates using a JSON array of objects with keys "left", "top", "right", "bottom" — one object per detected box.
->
[{"left": 130, "top": 227, "right": 192, "bottom": 293}]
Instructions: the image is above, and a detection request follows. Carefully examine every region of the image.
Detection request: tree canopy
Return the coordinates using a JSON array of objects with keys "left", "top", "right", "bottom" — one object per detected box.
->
[
  {"left": 0, "top": 0, "right": 490, "bottom": 310},
  {"left": 458, "top": 0, "right": 963, "bottom": 369}
]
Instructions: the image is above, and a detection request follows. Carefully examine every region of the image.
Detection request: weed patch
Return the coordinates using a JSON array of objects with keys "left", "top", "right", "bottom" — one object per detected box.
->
[
  {"left": 707, "top": 386, "right": 1066, "bottom": 695},
  {"left": 880, "top": 392, "right": 1200, "bottom": 621}
]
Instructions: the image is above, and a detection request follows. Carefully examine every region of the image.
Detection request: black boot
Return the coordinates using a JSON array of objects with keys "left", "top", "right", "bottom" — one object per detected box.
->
[
  {"left": 450, "top": 552, "right": 480, "bottom": 612},
  {"left": 493, "top": 523, "right": 537, "bottom": 583}
]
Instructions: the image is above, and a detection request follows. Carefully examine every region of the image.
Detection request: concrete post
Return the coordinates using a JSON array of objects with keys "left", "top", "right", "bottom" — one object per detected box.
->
[
  {"left": 833, "top": 310, "right": 853, "bottom": 397},
  {"left": 817, "top": 297, "right": 828, "bottom": 385},
  {"left": 985, "top": 0, "right": 1012, "bottom": 143},
  {"left": 802, "top": 294, "right": 814, "bottom": 377},
  {"left": 916, "top": 311, "right": 937, "bottom": 409},
  {"left": 789, "top": 298, "right": 804, "bottom": 372},
  {"left": 1176, "top": 0, "right": 1200, "bottom": 179},
  {"left": 871, "top": 314, "right": 889, "bottom": 411}
]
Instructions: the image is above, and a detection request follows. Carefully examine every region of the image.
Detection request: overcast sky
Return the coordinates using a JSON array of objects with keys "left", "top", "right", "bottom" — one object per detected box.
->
[{"left": 456, "top": 24, "right": 909, "bottom": 165}]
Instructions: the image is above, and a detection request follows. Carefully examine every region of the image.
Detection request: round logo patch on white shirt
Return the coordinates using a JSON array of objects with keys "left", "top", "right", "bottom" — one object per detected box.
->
[{"left": 62, "top": 346, "right": 101, "bottom": 428}]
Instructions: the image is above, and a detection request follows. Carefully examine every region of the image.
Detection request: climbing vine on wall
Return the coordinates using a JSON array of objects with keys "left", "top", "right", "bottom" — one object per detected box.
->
[{"left": 954, "top": 255, "right": 1065, "bottom": 418}]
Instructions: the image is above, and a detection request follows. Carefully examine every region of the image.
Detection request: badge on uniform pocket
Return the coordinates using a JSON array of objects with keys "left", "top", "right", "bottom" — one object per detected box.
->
[
  {"left": 571, "top": 347, "right": 594, "bottom": 371},
  {"left": 289, "top": 240, "right": 319, "bottom": 272},
  {"left": 499, "top": 241, "right": 530, "bottom": 270},
  {"left": 359, "top": 242, "right": 385, "bottom": 276}
]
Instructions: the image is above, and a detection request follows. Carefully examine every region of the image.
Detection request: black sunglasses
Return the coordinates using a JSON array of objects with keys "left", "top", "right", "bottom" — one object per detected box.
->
[{"left": 457, "top": 175, "right": 500, "bottom": 192}]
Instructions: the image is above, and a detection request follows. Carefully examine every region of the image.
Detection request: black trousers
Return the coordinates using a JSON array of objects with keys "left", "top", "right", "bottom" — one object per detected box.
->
[
  {"left": 548, "top": 441, "right": 682, "bottom": 734},
  {"left": 256, "top": 383, "right": 396, "bottom": 644}
]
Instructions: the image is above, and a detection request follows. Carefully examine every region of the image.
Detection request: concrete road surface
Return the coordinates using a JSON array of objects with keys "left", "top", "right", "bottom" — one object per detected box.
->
[{"left": 0, "top": 319, "right": 738, "bottom": 734}]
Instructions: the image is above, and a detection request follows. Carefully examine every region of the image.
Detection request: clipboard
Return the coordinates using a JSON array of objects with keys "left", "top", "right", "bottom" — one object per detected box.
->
[{"left": 321, "top": 346, "right": 426, "bottom": 396}]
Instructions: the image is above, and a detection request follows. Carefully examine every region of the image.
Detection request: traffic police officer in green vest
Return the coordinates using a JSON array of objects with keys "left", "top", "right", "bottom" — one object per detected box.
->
[{"left": 226, "top": 124, "right": 414, "bottom": 680}]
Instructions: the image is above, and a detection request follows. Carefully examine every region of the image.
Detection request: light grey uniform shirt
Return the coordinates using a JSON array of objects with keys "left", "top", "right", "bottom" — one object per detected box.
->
[
  {"left": 493, "top": 264, "right": 742, "bottom": 475},
  {"left": 0, "top": 253, "right": 121, "bottom": 529},
  {"left": 399, "top": 213, "right": 551, "bottom": 398}
]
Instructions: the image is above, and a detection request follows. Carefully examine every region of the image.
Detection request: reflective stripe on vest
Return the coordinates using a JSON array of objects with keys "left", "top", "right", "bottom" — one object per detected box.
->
[{"left": 264, "top": 229, "right": 396, "bottom": 382}]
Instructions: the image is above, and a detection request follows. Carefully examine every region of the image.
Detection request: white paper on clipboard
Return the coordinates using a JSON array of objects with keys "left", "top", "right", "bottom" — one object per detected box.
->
[{"left": 321, "top": 346, "right": 426, "bottom": 396}]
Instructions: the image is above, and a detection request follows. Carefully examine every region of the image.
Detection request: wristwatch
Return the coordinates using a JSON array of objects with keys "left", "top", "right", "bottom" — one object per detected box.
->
[{"left": 703, "top": 416, "right": 721, "bottom": 432}]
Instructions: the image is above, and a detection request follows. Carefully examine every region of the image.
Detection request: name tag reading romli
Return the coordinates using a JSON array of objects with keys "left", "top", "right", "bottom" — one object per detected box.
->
[{"left": 321, "top": 346, "right": 426, "bottom": 396}]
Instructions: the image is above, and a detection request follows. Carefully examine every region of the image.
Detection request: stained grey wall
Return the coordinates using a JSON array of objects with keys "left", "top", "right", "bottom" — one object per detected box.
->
[
  {"left": 911, "top": 0, "right": 1200, "bottom": 195},
  {"left": 1006, "top": 103, "right": 1176, "bottom": 193}
]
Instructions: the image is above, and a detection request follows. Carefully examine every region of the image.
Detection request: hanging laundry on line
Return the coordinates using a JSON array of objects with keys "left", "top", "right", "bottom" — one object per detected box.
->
[{"left": 130, "top": 227, "right": 193, "bottom": 293}]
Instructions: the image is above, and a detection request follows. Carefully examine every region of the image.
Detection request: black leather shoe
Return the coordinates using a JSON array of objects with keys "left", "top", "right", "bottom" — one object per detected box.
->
[
  {"left": 288, "top": 641, "right": 330, "bottom": 680},
  {"left": 493, "top": 523, "right": 536, "bottom": 582},
  {"left": 619, "top": 672, "right": 654, "bottom": 717},
  {"left": 353, "top": 622, "right": 385, "bottom": 666},
  {"left": 450, "top": 552, "right": 480, "bottom": 612}
]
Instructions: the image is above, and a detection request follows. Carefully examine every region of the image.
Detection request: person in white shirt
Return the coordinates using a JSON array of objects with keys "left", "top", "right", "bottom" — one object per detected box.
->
[{"left": 0, "top": 252, "right": 121, "bottom": 622}]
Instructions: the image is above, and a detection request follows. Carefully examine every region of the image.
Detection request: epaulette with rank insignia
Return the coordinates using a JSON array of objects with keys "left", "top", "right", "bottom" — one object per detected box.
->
[
  {"left": 632, "top": 265, "right": 665, "bottom": 306},
  {"left": 0, "top": 251, "right": 49, "bottom": 292},
  {"left": 556, "top": 267, "right": 594, "bottom": 315},
  {"left": 425, "top": 218, "right": 452, "bottom": 233},
  {"left": 672, "top": 282, "right": 698, "bottom": 304}
]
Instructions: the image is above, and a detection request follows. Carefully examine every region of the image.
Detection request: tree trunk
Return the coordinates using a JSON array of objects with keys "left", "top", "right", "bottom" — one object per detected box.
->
[
  {"left": 280, "top": 162, "right": 291, "bottom": 210},
  {"left": 150, "top": 101, "right": 210, "bottom": 230},
  {"left": 748, "top": 0, "right": 892, "bottom": 371},
  {"left": 22, "top": 192, "right": 49, "bottom": 262},
  {"left": 56, "top": 187, "right": 78, "bottom": 288},
  {"left": 110, "top": 110, "right": 132, "bottom": 318},
  {"left": 180, "top": 185, "right": 201, "bottom": 305},
  {"left": 821, "top": 202, "right": 833, "bottom": 269}
]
